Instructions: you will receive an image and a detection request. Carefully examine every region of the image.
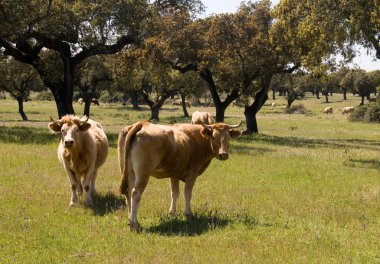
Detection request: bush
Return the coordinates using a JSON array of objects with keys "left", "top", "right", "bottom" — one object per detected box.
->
[
  {"left": 349, "top": 102, "right": 380, "bottom": 123},
  {"left": 284, "top": 104, "right": 307, "bottom": 114},
  {"left": 99, "top": 90, "right": 126, "bottom": 103},
  {"left": 35, "top": 91, "right": 54, "bottom": 101}
]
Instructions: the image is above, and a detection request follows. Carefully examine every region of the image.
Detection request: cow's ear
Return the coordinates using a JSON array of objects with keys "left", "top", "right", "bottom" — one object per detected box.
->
[
  {"left": 48, "top": 122, "right": 62, "bottom": 133},
  {"left": 79, "top": 122, "right": 91, "bottom": 132},
  {"left": 229, "top": 129, "right": 242, "bottom": 138},
  {"left": 201, "top": 127, "right": 213, "bottom": 138}
]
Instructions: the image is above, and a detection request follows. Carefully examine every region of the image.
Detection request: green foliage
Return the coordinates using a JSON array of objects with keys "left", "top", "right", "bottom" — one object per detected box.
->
[
  {"left": 35, "top": 91, "right": 54, "bottom": 101},
  {"left": 349, "top": 101, "right": 380, "bottom": 123}
]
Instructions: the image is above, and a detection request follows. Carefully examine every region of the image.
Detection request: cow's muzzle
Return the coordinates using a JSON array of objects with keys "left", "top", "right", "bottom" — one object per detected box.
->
[
  {"left": 217, "top": 152, "right": 229, "bottom": 160},
  {"left": 64, "top": 139, "right": 74, "bottom": 148}
]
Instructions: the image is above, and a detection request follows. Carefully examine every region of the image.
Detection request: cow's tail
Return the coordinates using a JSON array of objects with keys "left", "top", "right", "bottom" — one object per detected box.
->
[{"left": 119, "top": 122, "right": 144, "bottom": 195}]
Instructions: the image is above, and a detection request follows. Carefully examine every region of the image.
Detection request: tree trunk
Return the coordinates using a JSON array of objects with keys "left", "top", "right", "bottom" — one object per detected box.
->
[
  {"left": 244, "top": 76, "right": 271, "bottom": 134},
  {"left": 325, "top": 94, "right": 329, "bottom": 103},
  {"left": 83, "top": 97, "right": 92, "bottom": 117},
  {"left": 343, "top": 88, "right": 347, "bottom": 100},
  {"left": 150, "top": 106, "right": 160, "bottom": 121},
  {"left": 215, "top": 103, "right": 227, "bottom": 122},
  {"left": 130, "top": 89, "right": 139, "bottom": 109},
  {"left": 360, "top": 95, "right": 365, "bottom": 105},
  {"left": 272, "top": 88, "right": 276, "bottom": 100},
  {"left": 17, "top": 97, "right": 28, "bottom": 121},
  {"left": 287, "top": 96, "right": 296, "bottom": 108},
  {"left": 52, "top": 93, "right": 67, "bottom": 119},
  {"left": 61, "top": 57, "right": 76, "bottom": 116},
  {"left": 181, "top": 94, "right": 189, "bottom": 117},
  {"left": 316, "top": 91, "right": 320, "bottom": 99}
]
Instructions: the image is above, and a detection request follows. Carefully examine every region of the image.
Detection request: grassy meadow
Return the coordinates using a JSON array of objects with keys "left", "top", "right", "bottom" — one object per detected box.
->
[{"left": 0, "top": 93, "right": 379, "bottom": 263}]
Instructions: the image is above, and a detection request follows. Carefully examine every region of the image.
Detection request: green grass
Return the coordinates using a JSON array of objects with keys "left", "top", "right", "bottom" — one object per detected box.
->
[{"left": 0, "top": 94, "right": 379, "bottom": 263}]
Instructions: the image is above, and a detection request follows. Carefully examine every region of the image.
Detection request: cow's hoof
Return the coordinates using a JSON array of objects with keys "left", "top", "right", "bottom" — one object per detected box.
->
[
  {"left": 129, "top": 220, "right": 141, "bottom": 232},
  {"left": 69, "top": 202, "right": 77, "bottom": 208},
  {"left": 85, "top": 199, "right": 93, "bottom": 207},
  {"left": 168, "top": 210, "right": 176, "bottom": 216},
  {"left": 185, "top": 213, "right": 193, "bottom": 221}
]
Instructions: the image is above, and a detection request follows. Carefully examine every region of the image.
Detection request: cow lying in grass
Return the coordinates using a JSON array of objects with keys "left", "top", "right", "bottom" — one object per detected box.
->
[
  {"left": 49, "top": 115, "right": 108, "bottom": 207},
  {"left": 118, "top": 121, "right": 242, "bottom": 231}
]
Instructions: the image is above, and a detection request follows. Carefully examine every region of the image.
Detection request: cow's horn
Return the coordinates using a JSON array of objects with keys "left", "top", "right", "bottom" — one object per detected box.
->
[
  {"left": 50, "top": 116, "right": 60, "bottom": 123},
  {"left": 80, "top": 115, "right": 89, "bottom": 123},
  {"left": 228, "top": 121, "right": 242, "bottom": 129},
  {"left": 201, "top": 123, "right": 213, "bottom": 129}
]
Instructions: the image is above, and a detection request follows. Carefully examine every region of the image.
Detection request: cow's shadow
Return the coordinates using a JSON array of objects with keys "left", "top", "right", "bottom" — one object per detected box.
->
[
  {"left": 145, "top": 211, "right": 230, "bottom": 236},
  {"left": 90, "top": 192, "right": 125, "bottom": 216}
]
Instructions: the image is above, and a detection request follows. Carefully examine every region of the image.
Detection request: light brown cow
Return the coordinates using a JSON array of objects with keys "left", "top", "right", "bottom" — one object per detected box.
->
[
  {"left": 323, "top": 106, "right": 333, "bottom": 114},
  {"left": 48, "top": 115, "right": 108, "bottom": 207},
  {"left": 271, "top": 102, "right": 277, "bottom": 107},
  {"left": 91, "top": 98, "right": 100, "bottom": 105},
  {"left": 78, "top": 98, "right": 84, "bottom": 105},
  {"left": 118, "top": 121, "right": 242, "bottom": 231},
  {"left": 341, "top": 106, "right": 355, "bottom": 114},
  {"left": 191, "top": 111, "right": 215, "bottom": 125}
]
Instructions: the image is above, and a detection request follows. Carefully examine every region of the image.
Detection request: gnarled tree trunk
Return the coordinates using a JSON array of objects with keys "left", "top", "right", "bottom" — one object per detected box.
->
[{"left": 17, "top": 97, "right": 28, "bottom": 121}]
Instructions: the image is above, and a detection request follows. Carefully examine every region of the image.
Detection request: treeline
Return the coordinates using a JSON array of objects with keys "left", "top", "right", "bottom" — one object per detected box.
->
[{"left": 1, "top": 0, "right": 379, "bottom": 132}]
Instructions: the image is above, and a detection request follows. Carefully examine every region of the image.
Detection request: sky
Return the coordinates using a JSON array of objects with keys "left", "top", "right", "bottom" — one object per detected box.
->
[{"left": 201, "top": 0, "right": 380, "bottom": 71}]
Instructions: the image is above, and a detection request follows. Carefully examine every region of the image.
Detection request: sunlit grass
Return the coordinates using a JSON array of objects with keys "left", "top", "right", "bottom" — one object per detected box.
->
[{"left": 0, "top": 93, "right": 379, "bottom": 263}]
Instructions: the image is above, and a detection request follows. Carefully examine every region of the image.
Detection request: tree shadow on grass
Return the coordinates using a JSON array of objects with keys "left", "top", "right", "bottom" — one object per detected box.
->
[
  {"left": 0, "top": 126, "right": 57, "bottom": 145},
  {"left": 236, "top": 133, "right": 380, "bottom": 151},
  {"left": 91, "top": 192, "right": 125, "bottom": 216},
  {"left": 344, "top": 158, "right": 380, "bottom": 170}
]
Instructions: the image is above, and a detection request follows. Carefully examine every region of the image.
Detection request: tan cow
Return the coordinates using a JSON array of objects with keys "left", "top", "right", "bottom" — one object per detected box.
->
[
  {"left": 271, "top": 102, "right": 277, "bottom": 107},
  {"left": 341, "top": 106, "right": 355, "bottom": 114},
  {"left": 118, "top": 121, "right": 242, "bottom": 231},
  {"left": 48, "top": 115, "right": 108, "bottom": 207},
  {"left": 191, "top": 111, "right": 215, "bottom": 125},
  {"left": 323, "top": 106, "right": 333, "bottom": 114},
  {"left": 78, "top": 98, "right": 84, "bottom": 105}
]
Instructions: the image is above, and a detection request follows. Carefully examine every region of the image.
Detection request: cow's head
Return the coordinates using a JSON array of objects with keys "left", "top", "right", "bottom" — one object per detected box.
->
[
  {"left": 201, "top": 122, "right": 242, "bottom": 160},
  {"left": 48, "top": 115, "right": 91, "bottom": 148}
]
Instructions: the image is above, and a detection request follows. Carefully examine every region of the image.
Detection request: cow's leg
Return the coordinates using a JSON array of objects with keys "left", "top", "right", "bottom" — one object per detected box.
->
[
  {"left": 169, "top": 177, "right": 180, "bottom": 215},
  {"left": 184, "top": 176, "right": 197, "bottom": 220},
  {"left": 65, "top": 168, "right": 79, "bottom": 207},
  {"left": 83, "top": 165, "right": 96, "bottom": 207},
  {"left": 129, "top": 175, "right": 149, "bottom": 232},
  {"left": 90, "top": 169, "right": 97, "bottom": 195},
  {"left": 76, "top": 181, "right": 83, "bottom": 196}
]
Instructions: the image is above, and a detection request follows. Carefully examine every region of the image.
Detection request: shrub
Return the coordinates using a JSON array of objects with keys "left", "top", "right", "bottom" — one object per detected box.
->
[
  {"left": 35, "top": 91, "right": 54, "bottom": 101},
  {"left": 284, "top": 104, "right": 307, "bottom": 114},
  {"left": 349, "top": 102, "right": 380, "bottom": 123}
]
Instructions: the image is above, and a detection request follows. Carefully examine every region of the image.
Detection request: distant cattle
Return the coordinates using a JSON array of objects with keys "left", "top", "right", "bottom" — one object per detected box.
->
[
  {"left": 78, "top": 98, "right": 84, "bottom": 105},
  {"left": 173, "top": 101, "right": 191, "bottom": 108},
  {"left": 91, "top": 98, "right": 100, "bottom": 105},
  {"left": 271, "top": 102, "right": 277, "bottom": 107},
  {"left": 323, "top": 106, "right": 333, "bottom": 114},
  {"left": 48, "top": 115, "right": 108, "bottom": 207},
  {"left": 369, "top": 98, "right": 377, "bottom": 103},
  {"left": 191, "top": 111, "right": 214, "bottom": 125},
  {"left": 117, "top": 121, "right": 242, "bottom": 231},
  {"left": 341, "top": 106, "right": 355, "bottom": 114}
]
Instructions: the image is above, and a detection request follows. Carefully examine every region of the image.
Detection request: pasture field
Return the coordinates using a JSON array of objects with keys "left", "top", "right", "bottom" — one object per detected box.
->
[{"left": 0, "top": 94, "right": 379, "bottom": 263}]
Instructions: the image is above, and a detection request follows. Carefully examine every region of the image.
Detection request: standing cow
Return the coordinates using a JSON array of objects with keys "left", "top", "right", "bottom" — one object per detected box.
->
[
  {"left": 118, "top": 121, "right": 242, "bottom": 231},
  {"left": 191, "top": 111, "right": 215, "bottom": 125},
  {"left": 323, "top": 106, "right": 333, "bottom": 114},
  {"left": 48, "top": 115, "right": 108, "bottom": 207}
]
